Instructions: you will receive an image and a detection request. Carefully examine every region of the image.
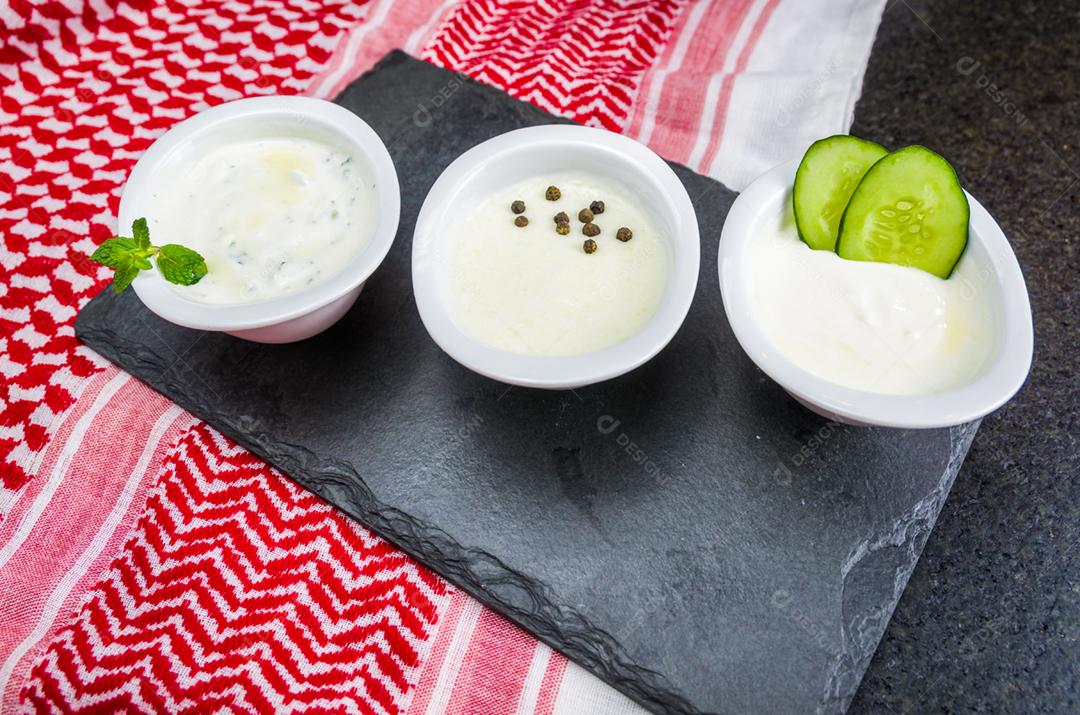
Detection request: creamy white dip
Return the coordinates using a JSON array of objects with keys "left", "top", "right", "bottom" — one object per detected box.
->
[
  {"left": 750, "top": 211, "right": 996, "bottom": 395},
  {"left": 449, "top": 173, "right": 669, "bottom": 356},
  {"left": 146, "top": 135, "right": 375, "bottom": 304}
]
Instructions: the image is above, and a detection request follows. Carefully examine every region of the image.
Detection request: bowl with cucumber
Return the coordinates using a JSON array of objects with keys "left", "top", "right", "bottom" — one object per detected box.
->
[{"left": 718, "top": 135, "right": 1033, "bottom": 428}]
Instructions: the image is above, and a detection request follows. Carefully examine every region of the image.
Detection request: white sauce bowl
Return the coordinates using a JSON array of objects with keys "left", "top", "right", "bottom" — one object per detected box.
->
[
  {"left": 412, "top": 125, "right": 701, "bottom": 389},
  {"left": 122, "top": 96, "right": 400, "bottom": 343},
  {"left": 719, "top": 159, "right": 1033, "bottom": 428}
]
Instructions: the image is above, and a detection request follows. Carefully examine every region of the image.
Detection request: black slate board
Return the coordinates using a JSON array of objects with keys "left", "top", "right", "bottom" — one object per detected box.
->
[{"left": 76, "top": 52, "right": 979, "bottom": 715}]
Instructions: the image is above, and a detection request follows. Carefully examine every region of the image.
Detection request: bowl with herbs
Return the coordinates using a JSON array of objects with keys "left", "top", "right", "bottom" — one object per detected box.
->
[
  {"left": 93, "top": 96, "right": 400, "bottom": 343},
  {"left": 718, "top": 135, "right": 1033, "bottom": 428},
  {"left": 411, "top": 124, "right": 700, "bottom": 389}
]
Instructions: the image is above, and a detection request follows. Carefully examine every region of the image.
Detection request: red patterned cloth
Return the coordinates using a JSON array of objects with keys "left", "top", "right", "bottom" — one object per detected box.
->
[{"left": 0, "top": 1, "right": 884, "bottom": 711}]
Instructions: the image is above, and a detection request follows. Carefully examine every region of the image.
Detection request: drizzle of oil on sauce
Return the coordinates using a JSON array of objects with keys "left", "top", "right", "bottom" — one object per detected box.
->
[{"left": 147, "top": 136, "right": 374, "bottom": 304}]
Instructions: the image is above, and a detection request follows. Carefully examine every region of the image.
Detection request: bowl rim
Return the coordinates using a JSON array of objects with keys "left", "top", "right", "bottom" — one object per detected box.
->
[
  {"left": 411, "top": 124, "right": 701, "bottom": 389},
  {"left": 718, "top": 158, "right": 1033, "bottom": 429},
  {"left": 124, "top": 95, "right": 400, "bottom": 331}
]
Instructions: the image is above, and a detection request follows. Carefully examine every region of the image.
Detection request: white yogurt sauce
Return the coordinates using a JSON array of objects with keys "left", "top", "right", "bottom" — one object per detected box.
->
[
  {"left": 147, "top": 135, "right": 375, "bottom": 304},
  {"left": 449, "top": 173, "right": 669, "bottom": 356},
  {"left": 749, "top": 210, "right": 996, "bottom": 395}
]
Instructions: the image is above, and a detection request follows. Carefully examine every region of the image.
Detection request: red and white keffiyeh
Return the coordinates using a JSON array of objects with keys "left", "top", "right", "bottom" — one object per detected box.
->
[{"left": 0, "top": 1, "right": 884, "bottom": 711}]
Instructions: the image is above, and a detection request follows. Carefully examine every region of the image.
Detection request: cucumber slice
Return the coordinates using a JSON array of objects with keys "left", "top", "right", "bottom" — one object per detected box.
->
[
  {"left": 836, "top": 145, "right": 969, "bottom": 279},
  {"left": 793, "top": 135, "right": 888, "bottom": 251}
]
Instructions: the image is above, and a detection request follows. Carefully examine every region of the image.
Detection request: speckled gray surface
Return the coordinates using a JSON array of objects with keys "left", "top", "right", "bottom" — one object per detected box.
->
[
  {"left": 849, "top": 1, "right": 1079, "bottom": 712},
  {"left": 76, "top": 52, "right": 985, "bottom": 715}
]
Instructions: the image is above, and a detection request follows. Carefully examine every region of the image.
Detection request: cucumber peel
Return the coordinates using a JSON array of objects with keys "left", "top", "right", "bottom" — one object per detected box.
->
[
  {"left": 793, "top": 135, "right": 888, "bottom": 251},
  {"left": 836, "top": 145, "right": 969, "bottom": 279}
]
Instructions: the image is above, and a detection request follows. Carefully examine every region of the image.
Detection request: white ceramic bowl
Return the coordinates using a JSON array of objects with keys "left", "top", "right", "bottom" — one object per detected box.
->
[
  {"left": 121, "top": 96, "right": 400, "bottom": 343},
  {"left": 718, "top": 159, "right": 1033, "bottom": 428},
  {"left": 412, "top": 125, "right": 700, "bottom": 389}
]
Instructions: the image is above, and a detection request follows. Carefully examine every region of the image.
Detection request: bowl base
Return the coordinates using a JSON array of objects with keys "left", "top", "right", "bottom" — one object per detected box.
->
[
  {"left": 788, "top": 392, "right": 876, "bottom": 427},
  {"left": 226, "top": 285, "right": 364, "bottom": 344}
]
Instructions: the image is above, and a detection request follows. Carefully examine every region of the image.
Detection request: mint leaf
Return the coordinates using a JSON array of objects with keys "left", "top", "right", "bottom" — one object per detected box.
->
[
  {"left": 156, "top": 244, "right": 207, "bottom": 286},
  {"left": 90, "top": 237, "right": 139, "bottom": 269},
  {"left": 111, "top": 264, "right": 140, "bottom": 294},
  {"left": 132, "top": 217, "right": 151, "bottom": 250},
  {"left": 88, "top": 218, "right": 207, "bottom": 294}
]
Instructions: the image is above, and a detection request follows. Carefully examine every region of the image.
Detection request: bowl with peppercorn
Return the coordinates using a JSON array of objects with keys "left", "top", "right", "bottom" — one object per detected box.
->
[{"left": 412, "top": 124, "right": 699, "bottom": 389}]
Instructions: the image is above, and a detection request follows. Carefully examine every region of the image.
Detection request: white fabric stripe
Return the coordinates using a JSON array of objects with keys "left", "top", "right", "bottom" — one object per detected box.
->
[
  {"left": 686, "top": 0, "right": 771, "bottom": 168},
  {"left": 836, "top": 0, "right": 887, "bottom": 134},
  {"left": 0, "top": 371, "right": 129, "bottom": 570},
  {"left": 633, "top": 0, "right": 710, "bottom": 145},
  {"left": 312, "top": 0, "right": 398, "bottom": 98},
  {"left": 403, "top": 0, "right": 460, "bottom": 55},
  {"left": 552, "top": 661, "right": 645, "bottom": 715},
  {"left": 0, "top": 404, "right": 183, "bottom": 700},
  {"left": 423, "top": 597, "right": 483, "bottom": 715},
  {"left": 512, "top": 642, "right": 552, "bottom": 715},
  {"left": 0, "top": 489, "right": 18, "bottom": 521},
  {"left": 705, "top": 0, "right": 888, "bottom": 188}
]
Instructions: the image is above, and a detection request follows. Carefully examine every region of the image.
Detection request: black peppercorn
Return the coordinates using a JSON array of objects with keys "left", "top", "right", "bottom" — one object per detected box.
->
[
  {"left": 554, "top": 211, "right": 570, "bottom": 225},
  {"left": 545, "top": 186, "right": 561, "bottom": 201},
  {"left": 583, "top": 238, "right": 598, "bottom": 254},
  {"left": 589, "top": 200, "right": 605, "bottom": 215},
  {"left": 578, "top": 208, "right": 594, "bottom": 223},
  {"left": 582, "top": 223, "right": 600, "bottom": 237},
  {"left": 511, "top": 200, "right": 526, "bottom": 214},
  {"left": 555, "top": 224, "right": 570, "bottom": 235},
  {"left": 616, "top": 227, "right": 633, "bottom": 242},
  {"left": 514, "top": 216, "right": 529, "bottom": 227}
]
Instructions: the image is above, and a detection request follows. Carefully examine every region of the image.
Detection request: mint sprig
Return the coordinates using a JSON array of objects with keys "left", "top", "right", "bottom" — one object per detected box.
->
[{"left": 90, "top": 218, "right": 207, "bottom": 294}]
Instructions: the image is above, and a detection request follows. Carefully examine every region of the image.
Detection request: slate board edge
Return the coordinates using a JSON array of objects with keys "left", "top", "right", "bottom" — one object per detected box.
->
[
  {"left": 74, "top": 50, "right": 980, "bottom": 715},
  {"left": 75, "top": 50, "right": 698, "bottom": 714},
  {"left": 75, "top": 305, "right": 699, "bottom": 714},
  {"left": 822, "top": 420, "right": 978, "bottom": 713}
]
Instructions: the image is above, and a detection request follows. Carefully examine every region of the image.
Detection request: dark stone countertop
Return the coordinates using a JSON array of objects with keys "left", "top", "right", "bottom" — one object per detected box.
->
[{"left": 849, "top": 1, "right": 1079, "bottom": 712}]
